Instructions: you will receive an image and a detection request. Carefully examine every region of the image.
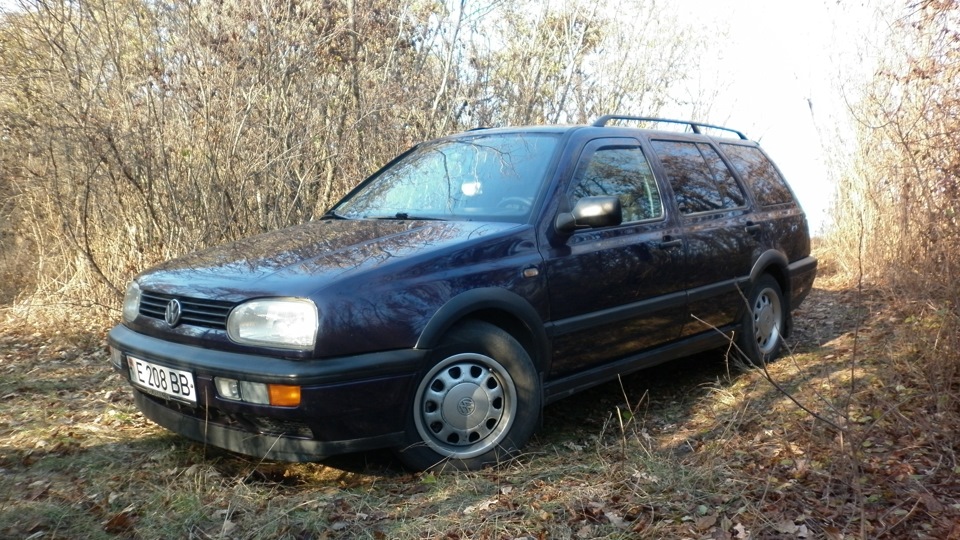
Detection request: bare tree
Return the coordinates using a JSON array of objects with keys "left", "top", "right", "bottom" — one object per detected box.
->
[{"left": 0, "top": 0, "right": 708, "bottom": 315}]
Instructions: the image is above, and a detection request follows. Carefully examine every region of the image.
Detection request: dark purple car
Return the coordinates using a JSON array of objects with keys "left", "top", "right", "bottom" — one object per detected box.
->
[{"left": 108, "top": 116, "right": 817, "bottom": 471}]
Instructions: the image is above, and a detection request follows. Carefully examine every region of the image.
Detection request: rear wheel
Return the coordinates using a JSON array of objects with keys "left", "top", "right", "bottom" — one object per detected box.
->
[
  {"left": 738, "top": 275, "right": 786, "bottom": 364},
  {"left": 396, "top": 320, "right": 540, "bottom": 472}
]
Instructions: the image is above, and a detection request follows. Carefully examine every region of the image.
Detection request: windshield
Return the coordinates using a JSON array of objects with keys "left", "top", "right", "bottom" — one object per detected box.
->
[{"left": 335, "top": 133, "right": 560, "bottom": 222}]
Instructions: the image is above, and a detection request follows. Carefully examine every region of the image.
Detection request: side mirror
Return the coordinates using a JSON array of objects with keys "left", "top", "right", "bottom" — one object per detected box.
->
[{"left": 555, "top": 196, "right": 623, "bottom": 234}]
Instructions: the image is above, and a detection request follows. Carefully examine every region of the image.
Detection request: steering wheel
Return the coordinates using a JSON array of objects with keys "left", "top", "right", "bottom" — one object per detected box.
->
[{"left": 496, "top": 197, "right": 533, "bottom": 211}]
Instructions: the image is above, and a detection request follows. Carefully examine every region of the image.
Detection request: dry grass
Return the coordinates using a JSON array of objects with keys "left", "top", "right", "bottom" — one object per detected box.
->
[{"left": 2, "top": 259, "right": 959, "bottom": 539}]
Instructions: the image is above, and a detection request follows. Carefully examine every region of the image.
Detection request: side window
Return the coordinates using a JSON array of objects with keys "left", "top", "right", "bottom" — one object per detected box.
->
[
  {"left": 570, "top": 144, "right": 663, "bottom": 223},
  {"left": 720, "top": 143, "right": 794, "bottom": 207},
  {"left": 651, "top": 140, "right": 745, "bottom": 215},
  {"left": 700, "top": 144, "right": 746, "bottom": 208}
]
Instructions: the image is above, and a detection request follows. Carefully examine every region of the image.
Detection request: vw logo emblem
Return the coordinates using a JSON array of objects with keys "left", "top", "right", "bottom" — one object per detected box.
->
[
  {"left": 164, "top": 299, "right": 182, "bottom": 327},
  {"left": 457, "top": 397, "right": 476, "bottom": 416}
]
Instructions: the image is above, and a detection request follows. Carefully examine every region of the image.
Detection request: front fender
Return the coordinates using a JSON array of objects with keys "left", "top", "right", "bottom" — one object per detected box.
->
[{"left": 415, "top": 288, "right": 550, "bottom": 372}]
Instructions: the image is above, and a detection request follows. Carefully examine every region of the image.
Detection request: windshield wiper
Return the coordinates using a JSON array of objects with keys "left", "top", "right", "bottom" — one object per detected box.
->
[
  {"left": 369, "top": 213, "right": 445, "bottom": 221},
  {"left": 320, "top": 210, "right": 349, "bottom": 220}
]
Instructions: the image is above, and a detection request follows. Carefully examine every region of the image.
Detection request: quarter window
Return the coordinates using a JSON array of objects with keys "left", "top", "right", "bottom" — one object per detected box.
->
[
  {"left": 720, "top": 143, "right": 794, "bottom": 207},
  {"left": 570, "top": 144, "right": 663, "bottom": 223},
  {"left": 651, "top": 140, "right": 746, "bottom": 215}
]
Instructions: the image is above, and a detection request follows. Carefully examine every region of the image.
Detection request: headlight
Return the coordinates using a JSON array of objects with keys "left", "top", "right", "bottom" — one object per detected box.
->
[
  {"left": 121, "top": 281, "right": 141, "bottom": 323},
  {"left": 226, "top": 298, "right": 318, "bottom": 350}
]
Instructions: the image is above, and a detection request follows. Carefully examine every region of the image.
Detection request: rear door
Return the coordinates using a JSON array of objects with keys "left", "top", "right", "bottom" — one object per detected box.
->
[
  {"left": 649, "top": 138, "right": 758, "bottom": 336},
  {"left": 719, "top": 142, "right": 809, "bottom": 259},
  {"left": 542, "top": 137, "right": 688, "bottom": 376}
]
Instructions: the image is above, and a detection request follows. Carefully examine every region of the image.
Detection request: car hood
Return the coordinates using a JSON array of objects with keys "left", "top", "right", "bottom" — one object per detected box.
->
[{"left": 136, "top": 219, "right": 524, "bottom": 300}]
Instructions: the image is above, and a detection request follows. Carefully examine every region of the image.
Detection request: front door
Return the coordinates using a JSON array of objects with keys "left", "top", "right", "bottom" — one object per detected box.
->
[{"left": 542, "top": 138, "right": 688, "bottom": 376}]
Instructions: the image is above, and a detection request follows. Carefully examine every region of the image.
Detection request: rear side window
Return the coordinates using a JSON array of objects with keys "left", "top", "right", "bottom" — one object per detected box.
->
[
  {"left": 651, "top": 140, "right": 745, "bottom": 215},
  {"left": 570, "top": 143, "right": 663, "bottom": 223},
  {"left": 720, "top": 144, "right": 794, "bottom": 207}
]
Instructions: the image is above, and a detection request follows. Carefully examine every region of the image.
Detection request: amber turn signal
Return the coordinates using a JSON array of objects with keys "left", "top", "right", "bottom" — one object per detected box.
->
[{"left": 268, "top": 384, "right": 301, "bottom": 407}]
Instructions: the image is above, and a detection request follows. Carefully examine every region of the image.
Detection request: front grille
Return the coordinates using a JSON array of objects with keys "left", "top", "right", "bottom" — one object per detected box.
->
[{"left": 140, "top": 290, "right": 235, "bottom": 330}]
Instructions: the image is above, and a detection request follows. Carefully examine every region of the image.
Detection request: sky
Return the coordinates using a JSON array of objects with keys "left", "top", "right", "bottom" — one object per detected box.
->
[{"left": 671, "top": 0, "right": 890, "bottom": 235}]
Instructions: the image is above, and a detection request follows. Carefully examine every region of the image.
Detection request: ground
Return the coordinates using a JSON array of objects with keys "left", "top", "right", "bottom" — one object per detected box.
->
[{"left": 1, "top": 278, "right": 958, "bottom": 539}]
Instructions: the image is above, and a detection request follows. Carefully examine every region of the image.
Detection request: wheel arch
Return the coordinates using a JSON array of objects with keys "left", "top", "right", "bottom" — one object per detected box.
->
[
  {"left": 415, "top": 288, "right": 550, "bottom": 373},
  {"left": 748, "top": 250, "right": 792, "bottom": 337},
  {"left": 750, "top": 250, "right": 790, "bottom": 299}
]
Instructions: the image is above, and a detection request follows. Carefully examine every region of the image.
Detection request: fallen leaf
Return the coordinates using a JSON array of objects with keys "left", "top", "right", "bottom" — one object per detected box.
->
[
  {"left": 102, "top": 511, "right": 136, "bottom": 534},
  {"left": 918, "top": 493, "right": 944, "bottom": 513},
  {"left": 773, "top": 519, "right": 799, "bottom": 534},
  {"left": 576, "top": 524, "right": 595, "bottom": 538},
  {"left": 564, "top": 441, "right": 583, "bottom": 452},
  {"left": 605, "top": 511, "right": 626, "bottom": 528},
  {"left": 695, "top": 514, "right": 718, "bottom": 531},
  {"left": 221, "top": 520, "right": 237, "bottom": 535},
  {"left": 463, "top": 498, "right": 497, "bottom": 515},
  {"left": 823, "top": 526, "right": 844, "bottom": 540}
]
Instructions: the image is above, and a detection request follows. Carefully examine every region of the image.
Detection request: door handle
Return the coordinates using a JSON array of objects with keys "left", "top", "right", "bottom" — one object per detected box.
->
[
  {"left": 658, "top": 236, "right": 683, "bottom": 249},
  {"left": 745, "top": 221, "right": 762, "bottom": 234}
]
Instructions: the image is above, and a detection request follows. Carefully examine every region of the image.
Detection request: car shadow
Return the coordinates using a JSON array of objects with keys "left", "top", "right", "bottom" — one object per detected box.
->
[{"left": 534, "top": 284, "right": 869, "bottom": 457}]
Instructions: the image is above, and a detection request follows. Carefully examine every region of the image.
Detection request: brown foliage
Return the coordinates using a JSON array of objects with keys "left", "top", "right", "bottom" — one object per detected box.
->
[
  {"left": 827, "top": 1, "right": 960, "bottom": 295},
  {"left": 819, "top": 3, "right": 960, "bottom": 536},
  {"left": 0, "top": 0, "right": 705, "bottom": 316}
]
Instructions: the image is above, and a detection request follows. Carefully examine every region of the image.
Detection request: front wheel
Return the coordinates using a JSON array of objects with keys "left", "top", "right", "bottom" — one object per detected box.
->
[
  {"left": 737, "top": 275, "right": 786, "bottom": 364},
  {"left": 396, "top": 320, "right": 541, "bottom": 472}
]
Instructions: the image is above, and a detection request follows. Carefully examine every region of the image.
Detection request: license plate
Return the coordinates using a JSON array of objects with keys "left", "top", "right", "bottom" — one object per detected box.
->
[{"left": 127, "top": 356, "right": 197, "bottom": 404}]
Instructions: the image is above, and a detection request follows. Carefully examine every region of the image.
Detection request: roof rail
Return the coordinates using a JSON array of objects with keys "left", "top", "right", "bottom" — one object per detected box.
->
[{"left": 591, "top": 115, "right": 748, "bottom": 140}]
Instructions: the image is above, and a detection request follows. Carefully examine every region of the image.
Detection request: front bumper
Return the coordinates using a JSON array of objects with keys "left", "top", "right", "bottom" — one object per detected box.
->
[{"left": 108, "top": 325, "right": 425, "bottom": 461}]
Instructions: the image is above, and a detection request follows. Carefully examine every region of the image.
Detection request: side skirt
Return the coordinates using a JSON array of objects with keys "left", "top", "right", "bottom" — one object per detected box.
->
[{"left": 542, "top": 326, "right": 738, "bottom": 405}]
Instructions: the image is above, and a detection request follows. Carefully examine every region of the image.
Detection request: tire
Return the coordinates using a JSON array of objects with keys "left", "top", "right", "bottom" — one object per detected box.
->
[
  {"left": 738, "top": 274, "right": 786, "bottom": 364},
  {"left": 395, "top": 320, "right": 541, "bottom": 472}
]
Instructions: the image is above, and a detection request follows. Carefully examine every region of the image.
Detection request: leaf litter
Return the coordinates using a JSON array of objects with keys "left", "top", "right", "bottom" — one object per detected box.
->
[{"left": 1, "top": 282, "right": 959, "bottom": 538}]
